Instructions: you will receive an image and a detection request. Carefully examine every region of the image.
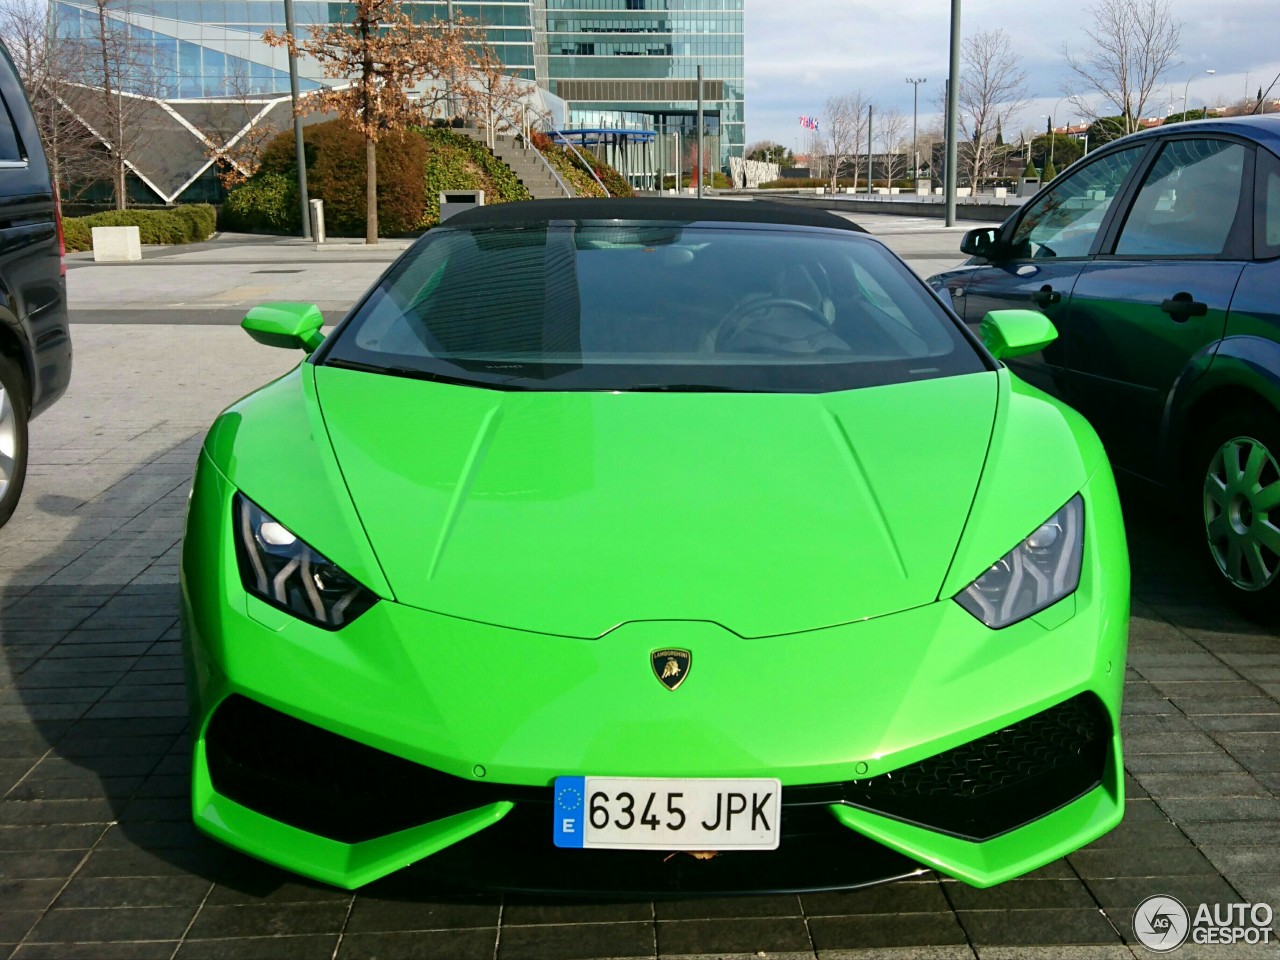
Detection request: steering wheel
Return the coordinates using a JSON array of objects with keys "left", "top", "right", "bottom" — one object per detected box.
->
[{"left": 708, "top": 297, "right": 833, "bottom": 353}]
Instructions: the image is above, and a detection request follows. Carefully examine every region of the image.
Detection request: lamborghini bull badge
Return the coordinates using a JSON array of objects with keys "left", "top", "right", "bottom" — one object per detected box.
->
[{"left": 652, "top": 649, "right": 692, "bottom": 691}]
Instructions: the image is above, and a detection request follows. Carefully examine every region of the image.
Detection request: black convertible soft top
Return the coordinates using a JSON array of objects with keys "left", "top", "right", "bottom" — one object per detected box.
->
[{"left": 442, "top": 197, "right": 868, "bottom": 233}]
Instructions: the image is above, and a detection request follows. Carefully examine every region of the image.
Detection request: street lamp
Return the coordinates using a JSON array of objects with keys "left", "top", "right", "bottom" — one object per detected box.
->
[
  {"left": 1042, "top": 97, "right": 1066, "bottom": 168},
  {"left": 283, "top": 0, "right": 311, "bottom": 239},
  {"left": 1183, "top": 68, "right": 1215, "bottom": 119},
  {"left": 906, "top": 77, "right": 926, "bottom": 181},
  {"left": 944, "top": 0, "right": 960, "bottom": 226}
]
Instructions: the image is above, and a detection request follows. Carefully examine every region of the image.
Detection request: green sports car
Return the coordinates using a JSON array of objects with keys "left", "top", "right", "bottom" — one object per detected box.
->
[{"left": 180, "top": 199, "right": 1129, "bottom": 894}]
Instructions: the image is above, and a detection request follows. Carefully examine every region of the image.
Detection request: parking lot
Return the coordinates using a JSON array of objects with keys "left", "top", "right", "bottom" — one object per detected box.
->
[{"left": 0, "top": 212, "right": 1277, "bottom": 959}]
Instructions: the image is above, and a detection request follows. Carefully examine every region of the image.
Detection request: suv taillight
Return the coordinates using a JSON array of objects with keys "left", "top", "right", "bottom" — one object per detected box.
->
[{"left": 53, "top": 193, "right": 65, "bottom": 277}]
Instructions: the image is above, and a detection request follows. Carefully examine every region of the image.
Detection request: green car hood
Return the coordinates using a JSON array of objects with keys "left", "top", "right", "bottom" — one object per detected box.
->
[{"left": 313, "top": 366, "right": 999, "bottom": 638}]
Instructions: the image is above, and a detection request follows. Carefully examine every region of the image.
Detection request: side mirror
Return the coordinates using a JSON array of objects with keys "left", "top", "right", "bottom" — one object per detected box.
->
[
  {"left": 959, "top": 227, "right": 1002, "bottom": 260},
  {"left": 980, "top": 309, "right": 1058, "bottom": 361},
  {"left": 242, "top": 302, "right": 325, "bottom": 353}
]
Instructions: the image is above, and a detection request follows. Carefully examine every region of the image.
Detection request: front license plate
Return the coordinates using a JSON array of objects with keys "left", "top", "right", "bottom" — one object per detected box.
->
[{"left": 552, "top": 776, "right": 781, "bottom": 850}]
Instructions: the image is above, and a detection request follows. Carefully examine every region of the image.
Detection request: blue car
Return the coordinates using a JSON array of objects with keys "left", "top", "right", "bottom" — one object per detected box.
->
[{"left": 929, "top": 115, "right": 1280, "bottom": 615}]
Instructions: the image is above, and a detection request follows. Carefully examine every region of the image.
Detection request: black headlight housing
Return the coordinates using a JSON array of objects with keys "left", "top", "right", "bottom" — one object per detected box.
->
[
  {"left": 955, "top": 495, "right": 1085, "bottom": 629},
  {"left": 233, "top": 494, "right": 378, "bottom": 630}
]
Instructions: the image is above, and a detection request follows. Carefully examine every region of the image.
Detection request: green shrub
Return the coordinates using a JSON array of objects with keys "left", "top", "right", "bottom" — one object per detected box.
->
[
  {"left": 417, "top": 127, "right": 530, "bottom": 227},
  {"left": 62, "top": 218, "right": 90, "bottom": 252},
  {"left": 1042, "top": 157, "right": 1058, "bottom": 181},
  {"left": 756, "top": 177, "right": 839, "bottom": 189},
  {"left": 528, "top": 132, "right": 634, "bottom": 198},
  {"left": 61, "top": 204, "right": 218, "bottom": 251},
  {"left": 222, "top": 173, "right": 299, "bottom": 233},
  {"left": 661, "top": 172, "right": 732, "bottom": 190},
  {"left": 1022, "top": 159, "right": 1039, "bottom": 179},
  {"left": 250, "top": 120, "right": 428, "bottom": 236}
]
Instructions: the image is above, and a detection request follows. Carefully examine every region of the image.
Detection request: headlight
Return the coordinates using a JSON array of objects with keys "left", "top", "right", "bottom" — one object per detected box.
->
[
  {"left": 233, "top": 494, "right": 378, "bottom": 629},
  {"left": 955, "top": 495, "right": 1084, "bottom": 629}
]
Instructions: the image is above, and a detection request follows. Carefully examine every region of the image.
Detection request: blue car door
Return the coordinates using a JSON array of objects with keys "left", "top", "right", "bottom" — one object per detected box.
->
[
  {"left": 948, "top": 145, "right": 1150, "bottom": 398},
  {"left": 1063, "top": 136, "right": 1254, "bottom": 479}
]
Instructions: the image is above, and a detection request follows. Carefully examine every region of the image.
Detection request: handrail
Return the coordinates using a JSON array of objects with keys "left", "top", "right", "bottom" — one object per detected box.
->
[
  {"left": 522, "top": 135, "right": 574, "bottom": 198},
  {"left": 464, "top": 89, "right": 611, "bottom": 199},
  {"left": 546, "top": 126, "right": 610, "bottom": 197},
  {"left": 474, "top": 92, "right": 573, "bottom": 198}
]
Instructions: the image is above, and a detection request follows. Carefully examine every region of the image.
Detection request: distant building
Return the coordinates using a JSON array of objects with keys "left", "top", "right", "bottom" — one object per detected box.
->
[{"left": 52, "top": 0, "right": 744, "bottom": 202}]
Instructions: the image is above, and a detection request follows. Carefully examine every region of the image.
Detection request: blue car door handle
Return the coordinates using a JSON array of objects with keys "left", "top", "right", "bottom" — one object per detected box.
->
[
  {"left": 1160, "top": 292, "right": 1208, "bottom": 321},
  {"left": 1030, "top": 285, "right": 1061, "bottom": 307}
]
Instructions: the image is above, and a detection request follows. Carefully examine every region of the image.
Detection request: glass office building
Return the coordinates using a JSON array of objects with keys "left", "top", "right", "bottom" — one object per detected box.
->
[
  {"left": 51, "top": 0, "right": 743, "bottom": 191},
  {"left": 53, "top": 1, "right": 542, "bottom": 97},
  {"left": 544, "top": 0, "right": 744, "bottom": 163}
]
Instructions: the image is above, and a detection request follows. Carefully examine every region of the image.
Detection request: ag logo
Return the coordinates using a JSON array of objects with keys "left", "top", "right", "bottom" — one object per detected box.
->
[
  {"left": 651, "top": 649, "right": 691, "bottom": 690},
  {"left": 1133, "top": 895, "right": 1190, "bottom": 952}
]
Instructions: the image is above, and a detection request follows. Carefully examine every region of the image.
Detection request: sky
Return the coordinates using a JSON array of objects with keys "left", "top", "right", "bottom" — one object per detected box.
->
[{"left": 744, "top": 0, "right": 1280, "bottom": 152}]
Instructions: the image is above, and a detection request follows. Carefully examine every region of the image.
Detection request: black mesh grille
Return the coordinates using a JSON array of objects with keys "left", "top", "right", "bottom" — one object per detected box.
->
[
  {"left": 204, "top": 695, "right": 543, "bottom": 844},
  {"left": 838, "top": 693, "right": 1111, "bottom": 840},
  {"left": 205, "top": 692, "right": 1111, "bottom": 851}
]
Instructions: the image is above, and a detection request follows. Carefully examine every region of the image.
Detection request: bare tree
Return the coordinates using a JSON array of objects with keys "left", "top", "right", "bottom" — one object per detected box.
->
[
  {"left": 957, "top": 29, "right": 1027, "bottom": 188},
  {"left": 877, "top": 108, "right": 908, "bottom": 185},
  {"left": 458, "top": 29, "right": 527, "bottom": 148},
  {"left": 200, "top": 67, "right": 285, "bottom": 190},
  {"left": 266, "top": 0, "right": 473, "bottom": 243},
  {"left": 1065, "top": 0, "right": 1182, "bottom": 134},
  {"left": 819, "top": 92, "right": 869, "bottom": 193},
  {"left": 77, "top": 0, "right": 166, "bottom": 208},
  {"left": 0, "top": 0, "right": 102, "bottom": 198}
]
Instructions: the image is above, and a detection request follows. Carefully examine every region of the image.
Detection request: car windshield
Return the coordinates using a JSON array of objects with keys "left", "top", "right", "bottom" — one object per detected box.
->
[{"left": 322, "top": 220, "right": 984, "bottom": 392}]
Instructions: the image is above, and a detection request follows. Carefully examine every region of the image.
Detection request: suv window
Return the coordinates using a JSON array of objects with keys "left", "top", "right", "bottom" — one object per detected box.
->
[
  {"left": 1259, "top": 148, "right": 1280, "bottom": 258},
  {"left": 0, "top": 96, "right": 21, "bottom": 163},
  {"left": 1116, "top": 139, "right": 1248, "bottom": 257},
  {"left": 1008, "top": 146, "right": 1145, "bottom": 259}
]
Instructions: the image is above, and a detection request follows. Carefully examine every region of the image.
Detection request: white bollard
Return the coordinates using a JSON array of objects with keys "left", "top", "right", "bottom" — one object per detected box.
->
[{"left": 310, "top": 199, "right": 326, "bottom": 243}]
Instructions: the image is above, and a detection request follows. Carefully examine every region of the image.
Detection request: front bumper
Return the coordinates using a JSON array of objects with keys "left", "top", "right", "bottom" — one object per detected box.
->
[{"left": 181, "top": 449, "right": 1129, "bottom": 891}]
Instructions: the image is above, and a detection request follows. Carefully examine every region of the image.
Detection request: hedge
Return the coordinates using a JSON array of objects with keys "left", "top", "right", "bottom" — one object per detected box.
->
[
  {"left": 62, "top": 204, "right": 217, "bottom": 252},
  {"left": 755, "top": 177, "right": 917, "bottom": 190},
  {"left": 254, "top": 121, "right": 428, "bottom": 237},
  {"left": 222, "top": 173, "right": 299, "bottom": 234},
  {"left": 662, "top": 172, "right": 733, "bottom": 190},
  {"left": 417, "top": 126, "right": 530, "bottom": 227}
]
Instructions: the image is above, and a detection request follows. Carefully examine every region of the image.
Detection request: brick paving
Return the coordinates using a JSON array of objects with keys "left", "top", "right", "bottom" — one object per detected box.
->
[{"left": 0, "top": 229, "right": 1276, "bottom": 958}]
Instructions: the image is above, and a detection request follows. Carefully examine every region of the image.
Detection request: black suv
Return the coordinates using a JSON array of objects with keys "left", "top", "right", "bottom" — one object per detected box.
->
[
  {"left": 0, "top": 39, "right": 71, "bottom": 527},
  {"left": 929, "top": 116, "right": 1280, "bottom": 614}
]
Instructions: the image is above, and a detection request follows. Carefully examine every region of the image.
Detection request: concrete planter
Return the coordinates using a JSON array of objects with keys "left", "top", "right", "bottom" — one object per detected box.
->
[{"left": 91, "top": 226, "right": 142, "bottom": 262}]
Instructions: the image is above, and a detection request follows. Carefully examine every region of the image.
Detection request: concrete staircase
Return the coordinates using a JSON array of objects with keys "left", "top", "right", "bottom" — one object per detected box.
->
[{"left": 460, "top": 128, "right": 572, "bottom": 200}]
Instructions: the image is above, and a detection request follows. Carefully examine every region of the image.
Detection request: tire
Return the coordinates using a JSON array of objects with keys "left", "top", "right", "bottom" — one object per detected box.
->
[
  {"left": 1190, "top": 404, "right": 1280, "bottom": 620},
  {"left": 0, "top": 352, "right": 28, "bottom": 528}
]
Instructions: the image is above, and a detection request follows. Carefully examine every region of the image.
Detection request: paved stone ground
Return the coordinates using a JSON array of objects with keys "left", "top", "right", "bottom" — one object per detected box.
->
[{"left": 0, "top": 223, "right": 1275, "bottom": 958}]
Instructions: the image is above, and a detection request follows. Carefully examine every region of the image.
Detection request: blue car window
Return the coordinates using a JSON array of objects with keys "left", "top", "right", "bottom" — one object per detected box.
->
[
  {"left": 1258, "top": 148, "right": 1280, "bottom": 258},
  {"left": 1116, "top": 139, "right": 1248, "bottom": 257},
  {"left": 1009, "top": 147, "right": 1145, "bottom": 259}
]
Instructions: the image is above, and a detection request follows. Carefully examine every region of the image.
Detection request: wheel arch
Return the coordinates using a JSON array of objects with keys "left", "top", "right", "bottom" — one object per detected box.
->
[
  {"left": 1167, "top": 336, "right": 1280, "bottom": 483},
  {"left": 0, "top": 315, "right": 30, "bottom": 408}
]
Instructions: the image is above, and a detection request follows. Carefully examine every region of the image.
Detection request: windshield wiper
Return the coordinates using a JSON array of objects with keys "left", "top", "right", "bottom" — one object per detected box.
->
[
  {"left": 324, "top": 357, "right": 527, "bottom": 389},
  {"left": 621, "top": 383, "right": 756, "bottom": 393}
]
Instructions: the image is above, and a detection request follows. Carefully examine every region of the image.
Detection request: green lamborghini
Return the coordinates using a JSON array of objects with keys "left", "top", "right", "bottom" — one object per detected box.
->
[{"left": 180, "top": 199, "right": 1130, "bottom": 894}]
